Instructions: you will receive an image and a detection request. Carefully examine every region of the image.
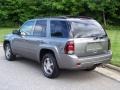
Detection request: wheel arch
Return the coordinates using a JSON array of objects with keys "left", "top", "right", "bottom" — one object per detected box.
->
[
  {"left": 40, "top": 48, "right": 55, "bottom": 61},
  {"left": 3, "top": 40, "right": 10, "bottom": 50},
  {"left": 39, "top": 48, "right": 61, "bottom": 68}
]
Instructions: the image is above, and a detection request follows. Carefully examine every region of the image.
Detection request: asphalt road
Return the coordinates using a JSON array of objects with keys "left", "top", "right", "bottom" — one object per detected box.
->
[{"left": 0, "top": 47, "right": 120, "bottom": 90}]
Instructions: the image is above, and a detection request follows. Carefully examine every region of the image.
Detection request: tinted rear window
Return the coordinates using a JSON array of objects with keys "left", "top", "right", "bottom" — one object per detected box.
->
[{"left": 70, "top": 20, "right": 106, "bottom": 38}]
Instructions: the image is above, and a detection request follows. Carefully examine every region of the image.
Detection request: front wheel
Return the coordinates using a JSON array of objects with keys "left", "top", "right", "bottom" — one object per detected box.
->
[
  {"left": 4, "top": 43, "right": 16, "bottom": 61},
  {"left": 41, "top": 53, "right": 59, "bottom": 78}
]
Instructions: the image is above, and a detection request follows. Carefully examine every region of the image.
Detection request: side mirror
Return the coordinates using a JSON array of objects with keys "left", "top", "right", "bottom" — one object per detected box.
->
[
  {"left": 12, "top": 30, "right": 20, "bottom": 35},
  {"left": 21, "top": 32, "right": 26, "bottom": 36}
]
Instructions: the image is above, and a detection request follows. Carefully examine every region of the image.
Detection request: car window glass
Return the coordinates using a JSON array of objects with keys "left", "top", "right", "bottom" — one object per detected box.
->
[
  {"left": 33, "top": 20, "right": 47, "bottom": 37},
  {"left": 70, "top": 20, "right": 106, "bottom": 38},
  {"left": 20, "top": 20, "right": 35, "bottom": 35},
  {"left": 50, "top": 20, "right": 70, "bottom": 38}
]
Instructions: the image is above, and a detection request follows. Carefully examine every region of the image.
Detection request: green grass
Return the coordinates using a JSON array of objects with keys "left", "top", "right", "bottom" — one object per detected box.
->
[
  {"left": 0, "top": 26, "right": 120, "bottom": 67},
  {"left": 106, "top": 26, "right": 120, "bottom": 67},
  {"left": 0, "top": 28, "right": 17, "bottom": 42}
]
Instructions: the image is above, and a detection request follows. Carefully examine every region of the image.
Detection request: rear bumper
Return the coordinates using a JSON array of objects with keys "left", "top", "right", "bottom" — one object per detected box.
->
[{"left": 59, "top": 51, "right": 112, "bottom": 69}]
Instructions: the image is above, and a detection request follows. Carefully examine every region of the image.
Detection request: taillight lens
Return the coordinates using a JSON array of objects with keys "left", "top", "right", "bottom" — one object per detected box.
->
[
  {"left": 108, "top": 38, "right": 111, "bottom": 50},
  {"left": 64, "top": 41, "right": 74, "bottom": 54}
]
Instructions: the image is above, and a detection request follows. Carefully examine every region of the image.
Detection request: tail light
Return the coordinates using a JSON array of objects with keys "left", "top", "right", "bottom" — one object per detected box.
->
[
  {"left": 108, "top": 38, "right": 111, "bottom": 50},
  {"left": 64, "top": 41, "right": 74, "bottom": 54}
]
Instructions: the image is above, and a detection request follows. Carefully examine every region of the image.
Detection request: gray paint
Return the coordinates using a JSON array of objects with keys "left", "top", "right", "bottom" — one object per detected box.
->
[{"left": 3, "top": 18, "right": 112, "bottom": 69}]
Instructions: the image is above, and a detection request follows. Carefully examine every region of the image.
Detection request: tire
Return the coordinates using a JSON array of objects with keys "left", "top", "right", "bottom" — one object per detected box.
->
[
  {"left": 41, "top": 53, "right": 59, "bottom": 78},
  {"left": 4, "top": 43, "right": 16, "bottom": 61},
  {"left": 84, "top": 66, "right": 96, "bottom": 71}
]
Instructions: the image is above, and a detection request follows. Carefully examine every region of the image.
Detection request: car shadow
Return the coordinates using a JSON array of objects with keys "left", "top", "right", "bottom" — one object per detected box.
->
[
  {"left": 15, "top": 56, "right": 100, "bottom": 81},
  {"left": 15, "top": 56, "right": 41, "bottom": 69},
  {"left": 58, "top": 69, "right": 99, "bottom": 82}
]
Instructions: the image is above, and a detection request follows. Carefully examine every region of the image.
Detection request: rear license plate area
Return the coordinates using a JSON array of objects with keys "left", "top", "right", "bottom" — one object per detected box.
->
[{"left": 87, "top": 43, "right": 103, "bottom": 53}]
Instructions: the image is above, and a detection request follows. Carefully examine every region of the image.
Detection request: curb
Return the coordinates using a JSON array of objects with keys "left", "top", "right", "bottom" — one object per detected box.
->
[
  {"left": 105, "top": 64, "right": 120, "bottom": 72},
  {"left": 95, "top": 67, "right": 120, "bottom": 82}
]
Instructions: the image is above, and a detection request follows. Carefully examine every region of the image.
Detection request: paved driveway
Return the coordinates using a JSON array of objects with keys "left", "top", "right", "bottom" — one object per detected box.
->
[{"left": 0, "top": 47, "right": 120, "bottom": 90}]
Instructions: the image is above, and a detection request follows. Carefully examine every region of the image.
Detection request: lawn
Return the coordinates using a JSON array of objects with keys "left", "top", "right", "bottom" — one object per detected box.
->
[
  {"left": 0, "top": 28, "right": 16, "bottom": 42},
  {"left": 0, "top": 26, "right": 120, "bottom": 67},
  {"left": 106, "top": 26, "right": 120, "bottom": 67}
]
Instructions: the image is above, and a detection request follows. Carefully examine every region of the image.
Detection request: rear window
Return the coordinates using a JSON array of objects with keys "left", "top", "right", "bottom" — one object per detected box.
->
[
  {"left": 70, "top": 20, "right": 106, "bottom": 38},
  {"left": 50, "top": 20, "right": 70, "bottom": 38}
]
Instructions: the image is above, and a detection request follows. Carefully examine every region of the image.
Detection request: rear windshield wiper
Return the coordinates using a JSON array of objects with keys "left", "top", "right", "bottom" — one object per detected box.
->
[{"left": 81, "top": 34, "right": 107, "bottom": 38}]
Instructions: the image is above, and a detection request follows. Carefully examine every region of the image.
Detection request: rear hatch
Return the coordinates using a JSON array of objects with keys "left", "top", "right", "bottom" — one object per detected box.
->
[
  {"left": 74, "top": 37, "right": 108, "bottom": 57},
  {"left": 69, "top": 19, "right": 109, "bottom": 57}
]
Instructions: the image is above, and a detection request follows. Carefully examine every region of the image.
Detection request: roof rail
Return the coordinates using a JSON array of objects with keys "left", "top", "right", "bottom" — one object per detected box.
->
[
  {"left": 36, "top": 15, "right": 92, "bottom": 19},
  {"left": 77, "top": 16, "right": 92, "bottom": 19},
  {"left": 50, "top": 15, "right": 92, "bottom": 19},
  {"left": 49, "top": 16, "right": 68, "bottom": 19}
]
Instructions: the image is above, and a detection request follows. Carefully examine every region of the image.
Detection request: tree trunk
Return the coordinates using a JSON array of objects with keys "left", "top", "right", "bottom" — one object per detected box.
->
[{"left": 103, "top": 10, "right": 107, "bottom": 28}]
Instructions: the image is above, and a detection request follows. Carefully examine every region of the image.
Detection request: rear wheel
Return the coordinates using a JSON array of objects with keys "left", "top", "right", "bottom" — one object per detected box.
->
[
  {"left": 4, "top": 43, "right": 16, "bottom": 61},
  {"left": 84, "top": 66, "right": 96, "bottom": 71},
  {"left": 41, "top": 53, "right": 59, "bottom": 78}
]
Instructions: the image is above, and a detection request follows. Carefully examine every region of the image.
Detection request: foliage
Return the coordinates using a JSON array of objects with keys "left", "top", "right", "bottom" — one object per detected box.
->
[{"left": 0, "top": 0, "right": 120, "bottom": 26}]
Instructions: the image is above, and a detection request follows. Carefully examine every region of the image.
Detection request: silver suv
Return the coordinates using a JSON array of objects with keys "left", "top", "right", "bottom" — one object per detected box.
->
[{"left": 3, "top": 16, "right": 112, "bottom": 78}]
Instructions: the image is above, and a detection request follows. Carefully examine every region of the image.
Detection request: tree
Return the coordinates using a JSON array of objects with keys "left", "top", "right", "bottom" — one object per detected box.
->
[{"left": 0, "top": 0, "right": 120, "bottom": 26}]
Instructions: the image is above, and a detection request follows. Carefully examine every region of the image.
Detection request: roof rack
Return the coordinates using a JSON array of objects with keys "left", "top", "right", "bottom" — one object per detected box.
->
[
  {"left": 50, "top": 15, "right": 92, "bottom": 19},
  {"left": 49, "top": 16, "right": 68, "bottom": 19},
  {"left": 77, "top": 16, "right": 92, "bottom": 19},
  {"left": 36, "top": 15, "right": 92, "bottom": 19}
]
